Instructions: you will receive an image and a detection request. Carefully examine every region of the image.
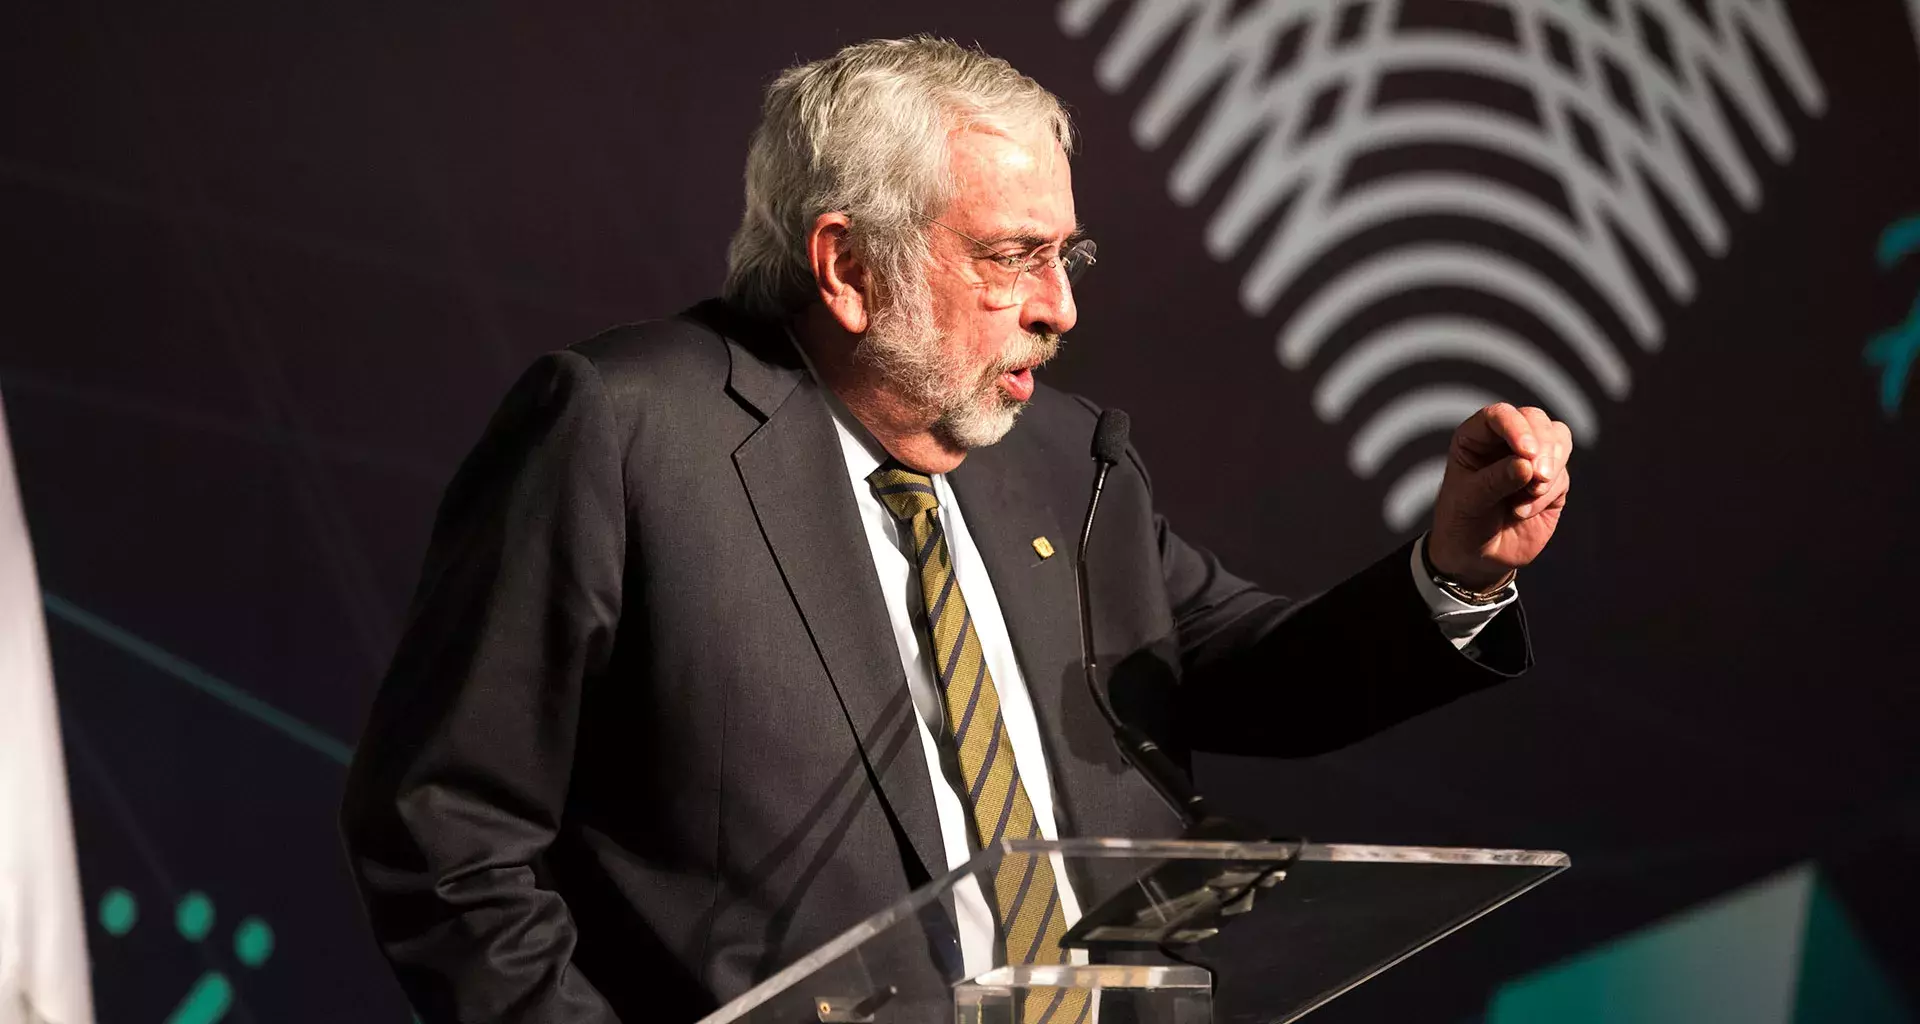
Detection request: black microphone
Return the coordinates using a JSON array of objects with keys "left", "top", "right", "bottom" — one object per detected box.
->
[
  {"left": 1075, "top": 409, "right": 1210, "bottom": 829},
  {"left": 1061, "top": 410, "right": 1295, "bottom": 952}
]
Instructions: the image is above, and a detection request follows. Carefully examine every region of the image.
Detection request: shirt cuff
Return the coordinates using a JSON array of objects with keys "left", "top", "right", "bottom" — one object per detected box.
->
[{"left": 1409, "top": 533, "right": 1518, "bottom": 650}]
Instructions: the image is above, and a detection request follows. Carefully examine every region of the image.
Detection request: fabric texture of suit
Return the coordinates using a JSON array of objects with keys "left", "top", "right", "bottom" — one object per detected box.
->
[{"left": 338, "top": 300, "right": 1532, "bottom": 1023}]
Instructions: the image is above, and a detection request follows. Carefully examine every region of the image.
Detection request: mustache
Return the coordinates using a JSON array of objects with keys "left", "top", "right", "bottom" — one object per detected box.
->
[{"left": 986, "top": 329, "right": 1064, "bottom": 378}]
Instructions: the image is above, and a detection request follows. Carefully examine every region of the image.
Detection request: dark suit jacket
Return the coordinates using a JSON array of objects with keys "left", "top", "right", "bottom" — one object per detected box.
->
[{"left": 339, "top": 300, "right": 1530, "bottom": 1023}]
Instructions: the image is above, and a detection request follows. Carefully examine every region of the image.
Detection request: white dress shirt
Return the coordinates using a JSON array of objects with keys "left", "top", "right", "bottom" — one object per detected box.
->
[
  {"left": 817, "top": 395, "right": 1516, "bottom": 980},
  {"left": 825, "top": 401, "right": 1085, "bottom": 976},
  {"left": 794, "top": 321, "right": 1518, "bottom": 977}
]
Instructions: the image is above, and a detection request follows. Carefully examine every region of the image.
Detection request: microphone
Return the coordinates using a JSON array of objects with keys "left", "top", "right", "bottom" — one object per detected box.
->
[
  {"left": 1075, "top": 409, "right": 1209, "bottom": 829},
  {"left": 1061, "top": 409, "right": 1296, "bottom": 953}
]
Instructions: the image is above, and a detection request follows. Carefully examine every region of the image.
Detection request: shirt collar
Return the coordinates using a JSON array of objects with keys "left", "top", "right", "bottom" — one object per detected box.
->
[{"left": 783, "top": 322, "right": 893, "bottom": 480}]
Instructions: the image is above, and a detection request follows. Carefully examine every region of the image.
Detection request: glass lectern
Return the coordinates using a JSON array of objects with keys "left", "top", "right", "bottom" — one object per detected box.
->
[{"left": 699, "top": 837, "right": 1567, "bottom": 1024}]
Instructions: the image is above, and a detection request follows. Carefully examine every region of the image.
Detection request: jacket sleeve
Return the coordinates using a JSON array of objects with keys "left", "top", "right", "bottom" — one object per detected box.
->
[
  {"left": 340, "top": 351, "right": 627, "bottom": 1023},
  {"left": 1142, "top": 465, "right": 1531, "bottom": 759}
]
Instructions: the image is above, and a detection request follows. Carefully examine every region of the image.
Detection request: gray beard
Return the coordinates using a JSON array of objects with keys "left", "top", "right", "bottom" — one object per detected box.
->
[{"left": 859, "top": 281, "right": 1061, "bottom": 451}]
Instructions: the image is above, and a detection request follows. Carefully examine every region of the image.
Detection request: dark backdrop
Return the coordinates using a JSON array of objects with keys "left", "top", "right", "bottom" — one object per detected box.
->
[{"left": 2, "top": 1, "right": 1915, "bottom": 1020}]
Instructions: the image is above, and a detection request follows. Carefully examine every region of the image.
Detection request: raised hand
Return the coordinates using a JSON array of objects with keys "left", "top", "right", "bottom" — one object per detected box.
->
[{"left": 1426, "top": 403, "right": 1574, "bottom": 590}]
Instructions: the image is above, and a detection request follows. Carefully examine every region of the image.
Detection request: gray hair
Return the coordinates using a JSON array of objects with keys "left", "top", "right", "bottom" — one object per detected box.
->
[{"left": 723, "top": 36, "right": 1075, "bottom": 320}]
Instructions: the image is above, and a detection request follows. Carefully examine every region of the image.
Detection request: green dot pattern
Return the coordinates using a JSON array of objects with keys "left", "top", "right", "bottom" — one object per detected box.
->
[
  {"left": 175, "top": 892, "right": 215, "bottom": 942},
  {"left": 99, "top": 888, "right": 138, "bottom": 936},
  {"left": 233, "top": 916, "right": 274, "bottom": 967}
]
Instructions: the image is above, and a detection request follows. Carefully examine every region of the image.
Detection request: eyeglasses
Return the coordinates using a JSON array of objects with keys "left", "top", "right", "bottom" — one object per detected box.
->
[{"left": 922, "top": 217, "right": 1098, "bottom": 307}]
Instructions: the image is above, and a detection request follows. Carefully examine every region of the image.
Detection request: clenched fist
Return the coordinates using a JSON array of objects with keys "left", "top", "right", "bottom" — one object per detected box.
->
[{"left": 1426, "top": 403, "right": 1574, "bottom": 590}]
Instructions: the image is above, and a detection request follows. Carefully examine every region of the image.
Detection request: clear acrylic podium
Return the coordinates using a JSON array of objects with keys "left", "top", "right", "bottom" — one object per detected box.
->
[{"left": 699, "top": 837, "right": 1567, "bottom": 1024}]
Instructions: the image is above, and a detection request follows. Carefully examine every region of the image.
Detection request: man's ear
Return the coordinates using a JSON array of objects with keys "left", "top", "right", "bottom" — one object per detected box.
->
[{"left": 807, "top": 212, "right": 869, "bottom": 334}]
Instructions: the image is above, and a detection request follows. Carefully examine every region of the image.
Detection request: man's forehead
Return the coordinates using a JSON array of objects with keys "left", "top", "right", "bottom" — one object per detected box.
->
[
  {"left": 944, "top": 126, "right": 1075, "bottom": 237},
  {"left": 948, "top": 125, "right": 1062, "bottom": 175}
]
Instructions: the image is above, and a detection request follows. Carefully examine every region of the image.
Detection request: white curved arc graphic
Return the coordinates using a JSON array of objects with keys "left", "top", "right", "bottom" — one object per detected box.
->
[
  {"left": 1349, "top": 384, "right": 1499, "bottom": 478},
  {"left": 1312, "top": 318, "right": 1599, "bottom": 441},
  {"left": 1070, "top": 1, "right": 1824, "bottom": 339},
  {"left": 1062, "top": 0, "right": 1827, "bottom": 528},
  {"left": 1202, "top": 99, "right": 1694, "bottom": 257},
  {"left": 1279, "top": 245, "right": 1630, "bottom": 407},
  {"left": 1203, "top": 107, "right": 1693, "bottom": 335},
  {"left": 1080, "top": 0, "right": 1823, "bottom": 225},
  {"left": 1190, "top": 52, "right": 1727, "bottom": 319},
  {"left": 1382, "top": 455, "right": 1450, "bottom": 532},
  {"left": 1122, "top": 25, "right": 1784, "bottom": 249},
  {"left": 1291, "top": 172, "right": 1664, "bottom": 351},
  {"left": 1547, "top": 0, "right": 1827, "bottom": 189}
]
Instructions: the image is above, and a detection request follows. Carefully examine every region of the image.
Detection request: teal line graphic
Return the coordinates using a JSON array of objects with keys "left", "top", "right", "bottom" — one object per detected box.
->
[
  {"left": 1866, "top": 298, "right": 1920, "bottom": 417},
  {"left": 63, "top": 722, "right": 253, "bottom": 1018},
  {"left": 1866, "top": 214, "right": 1920, "bottom": 418},
  {"left": 42, "top": 592, "right": 353, "bottom": 764},
  {"left": 177, "top": 891, "right": 215, "bottom": 941},
  {"left": 234, "top": 916, "right": 274, "bottom": 967},
  {"left": 165, "top": 973, "right": 233, "bottom": 1024},
  {"left": 1877, "top": 215, "right": 1920, "bottom": 270},
  {"left": 98, "top": 887, "right": 137, "bottom": 936},
  {"left": 99, "top": 885, "right": 278, "bottom": 1024}
]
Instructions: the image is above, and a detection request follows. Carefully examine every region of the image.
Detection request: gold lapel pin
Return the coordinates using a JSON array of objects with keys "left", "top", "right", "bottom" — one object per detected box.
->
[{"left": 1031, "top": 536, "right": 1055, "bottom": 559}]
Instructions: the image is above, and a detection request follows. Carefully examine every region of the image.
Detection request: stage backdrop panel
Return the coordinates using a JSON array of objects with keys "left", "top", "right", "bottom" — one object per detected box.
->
[{"left": 0, "top": 1, "right": 1914, "bottom": 1020}]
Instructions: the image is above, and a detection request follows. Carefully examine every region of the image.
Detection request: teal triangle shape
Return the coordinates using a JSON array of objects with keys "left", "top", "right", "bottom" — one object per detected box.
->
[
  {"left": 1487, "top": 865, "right": 1814, "bottom": 1024},
  {"left": 1486, "top": 864, "right": 1917, "bottom": 1024},
  {"left": 1791, "top": 877, "right": 1912, "bottom": 1024}
]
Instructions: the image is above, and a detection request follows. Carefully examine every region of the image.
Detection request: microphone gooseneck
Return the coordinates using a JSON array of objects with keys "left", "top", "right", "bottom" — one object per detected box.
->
[
  {"left": 1075, "top": 409, "right": 1209, "bottom": 829},
  {"left": 1058, "top": 410, "right": 1293, "bottom": 955}
]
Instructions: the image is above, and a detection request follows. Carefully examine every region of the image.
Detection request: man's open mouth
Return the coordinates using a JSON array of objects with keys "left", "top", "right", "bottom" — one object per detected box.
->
[{"left": 998, "top": 363, "right": 1037, "bottom": 401}]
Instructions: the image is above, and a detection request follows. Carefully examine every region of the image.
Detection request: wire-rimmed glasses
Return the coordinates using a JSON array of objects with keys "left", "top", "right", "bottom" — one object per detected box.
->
[{"left": 923, "top": 218, "right": 1098, "bottom": 308}]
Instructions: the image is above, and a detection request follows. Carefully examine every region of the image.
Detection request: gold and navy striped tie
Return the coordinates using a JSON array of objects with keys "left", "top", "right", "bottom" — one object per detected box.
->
[{"left": 869, "top": 463, "right": 1088, "bottom": 1024}]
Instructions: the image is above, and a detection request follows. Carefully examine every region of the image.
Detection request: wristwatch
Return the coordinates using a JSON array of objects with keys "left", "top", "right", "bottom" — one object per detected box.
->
[{"left": 1420, "top": 537, "right": 1516, "bottom": 606}]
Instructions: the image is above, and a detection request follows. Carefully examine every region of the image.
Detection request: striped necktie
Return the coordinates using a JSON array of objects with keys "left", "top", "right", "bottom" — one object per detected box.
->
[{"left": 868, "top": 463, "right": 1089, "bottom": 1024}]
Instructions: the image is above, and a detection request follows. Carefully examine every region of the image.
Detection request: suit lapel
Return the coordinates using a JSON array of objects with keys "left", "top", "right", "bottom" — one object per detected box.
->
[
  {"left": 722, "top": 314, "right": 946, "bottom": 882},
  {"left": 949, "top": 441, "right": 1119, "bottom": 841},
  {"left": 953, "top": 429, "right": 1186, "bottom": 897}
]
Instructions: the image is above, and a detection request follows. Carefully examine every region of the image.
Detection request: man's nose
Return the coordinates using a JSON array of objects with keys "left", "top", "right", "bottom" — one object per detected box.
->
[{"left": 1019, "top": 264, "right": 1077, "bottom": 336}]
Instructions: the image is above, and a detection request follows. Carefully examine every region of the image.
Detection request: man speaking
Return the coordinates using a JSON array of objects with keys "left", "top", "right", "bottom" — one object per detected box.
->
[{"left": 340, "top": 35, "right": 1573, "bottom": 1024}]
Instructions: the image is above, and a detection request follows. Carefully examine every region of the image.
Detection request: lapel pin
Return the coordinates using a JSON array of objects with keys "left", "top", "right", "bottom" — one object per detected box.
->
[{"left": 1031, "top": 536, "right": 1055, "bottom": 560}]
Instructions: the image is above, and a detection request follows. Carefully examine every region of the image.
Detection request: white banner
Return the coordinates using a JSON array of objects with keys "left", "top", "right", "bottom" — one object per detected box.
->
[{"left": 0, "top": 391, "right": 93, "bottom": 1024}]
